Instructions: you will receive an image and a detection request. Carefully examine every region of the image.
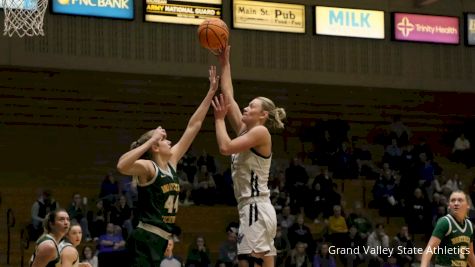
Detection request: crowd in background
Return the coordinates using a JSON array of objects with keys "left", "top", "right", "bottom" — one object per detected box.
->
[{"left": 28, "top": 116, "right": 475, "bottom": 267}]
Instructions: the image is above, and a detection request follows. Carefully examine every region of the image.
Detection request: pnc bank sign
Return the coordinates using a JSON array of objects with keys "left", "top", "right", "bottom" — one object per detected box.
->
[
  {"left": 393, "top": 13, "right": 459, "bottom": 44},
  {"left": 52, "top": 0, "right": 134, "bottom": 19},
  {"left": 315, "top": 6, "right": 384, "bottom": 39}
]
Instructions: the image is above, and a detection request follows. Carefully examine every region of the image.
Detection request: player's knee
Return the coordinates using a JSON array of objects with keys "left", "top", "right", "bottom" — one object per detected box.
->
[{"left": 238, "top": 254, "right": 264, "bottom": 267}]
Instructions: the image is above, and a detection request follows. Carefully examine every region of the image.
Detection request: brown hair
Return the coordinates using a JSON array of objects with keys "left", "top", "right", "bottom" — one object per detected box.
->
[
  {"left": 43, "top": 208, "right": 67, "bottom": 234},
  {"left": 256, "top": 97, "right": 286, "bottom": 130}
]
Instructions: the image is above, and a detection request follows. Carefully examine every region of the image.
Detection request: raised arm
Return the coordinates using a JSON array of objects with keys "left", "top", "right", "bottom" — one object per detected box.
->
[
  {"left": 218, "top": 46, "right": 244, "bottom": 135},
  {"left": 116, "top": 126, "right": 166, "bottom": 182},
  {"left": 170, "top": 66, "right": 219, "bottom": 166},
  {"left": 212, "top": 94, "right": 270, "bottom": 156},
  {"left": 421, "top": 236, "right": 440, "bottom": 267}
]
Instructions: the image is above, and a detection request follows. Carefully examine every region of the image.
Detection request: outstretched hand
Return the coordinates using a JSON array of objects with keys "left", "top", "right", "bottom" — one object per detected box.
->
[
  {"left": 212, "top": 94, "right": 229, "bottom": 120},
  {"left": 151, "top": 126, "right": 166, "bottom": 143},
  {"left": 208, "top": 65, "right": 220, "bottom": 94},
  {"left": 217, "top": 45, "right": 230, "bottom": 66}
]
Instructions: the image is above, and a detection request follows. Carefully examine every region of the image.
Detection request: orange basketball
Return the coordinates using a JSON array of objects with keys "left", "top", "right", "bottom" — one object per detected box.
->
[{"left": 197, "top": 18, "right": 229, "bottom": 55}]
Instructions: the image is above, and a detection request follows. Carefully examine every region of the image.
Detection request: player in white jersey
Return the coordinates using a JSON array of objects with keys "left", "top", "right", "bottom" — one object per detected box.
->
[
  {"left": 213, "top": 45, "right": 287, "bottom": 267},
  {"left": 59, "top": 222, "right": 91, "bottom": 267}
]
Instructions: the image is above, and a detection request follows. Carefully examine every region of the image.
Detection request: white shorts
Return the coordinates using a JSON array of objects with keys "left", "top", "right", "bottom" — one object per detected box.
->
[{"left": 237, "top": 199, "right": 277, "bottom": 256}]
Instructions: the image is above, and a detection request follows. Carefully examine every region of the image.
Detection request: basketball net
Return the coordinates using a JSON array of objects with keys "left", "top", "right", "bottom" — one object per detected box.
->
[{"left": 2, "top": 0, "right": 48, "bottom": 37}]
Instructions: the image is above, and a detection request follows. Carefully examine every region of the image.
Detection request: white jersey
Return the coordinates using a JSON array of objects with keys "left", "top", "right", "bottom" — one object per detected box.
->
[
  {"left": 58, "top": 240, "right": 79, "bottom": 267},
  {"left": 231, "top": 148, "right": 271, "bottom": 205}
]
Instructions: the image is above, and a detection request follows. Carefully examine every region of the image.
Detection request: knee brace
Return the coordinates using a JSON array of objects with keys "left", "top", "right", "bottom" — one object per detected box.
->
[{"left": 238, "top": 254, "right": 264, "bottom": 267}]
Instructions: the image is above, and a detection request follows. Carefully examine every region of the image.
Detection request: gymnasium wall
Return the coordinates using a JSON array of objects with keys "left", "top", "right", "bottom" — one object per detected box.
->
[{"left": 0, "top": 0, "right": 474, "bottom": 92}]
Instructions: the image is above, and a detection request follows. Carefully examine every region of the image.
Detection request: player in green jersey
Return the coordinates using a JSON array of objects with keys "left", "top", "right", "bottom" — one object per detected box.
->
[
  {"left": 117, "top": 66, "right": 219, "bottom": 267},
  {"left": 421, "top": 190, "right": 475, "bottom": 267}
]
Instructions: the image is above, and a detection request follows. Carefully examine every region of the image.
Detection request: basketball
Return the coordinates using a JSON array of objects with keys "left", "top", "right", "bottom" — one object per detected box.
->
[{"left": 197, "top": 18, "right": 229, "bottom": 55}]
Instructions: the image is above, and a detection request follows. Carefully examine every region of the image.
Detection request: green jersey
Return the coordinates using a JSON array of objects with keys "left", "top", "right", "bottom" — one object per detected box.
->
[
  {"left": 432, "top": 214, "right": 473, "bottom": 267},
  {"left": 136, "top": 161, "right": 180, "bottom": 233},
  {"left": 30, "top": 234, "right": 60, "bottom": 267}
]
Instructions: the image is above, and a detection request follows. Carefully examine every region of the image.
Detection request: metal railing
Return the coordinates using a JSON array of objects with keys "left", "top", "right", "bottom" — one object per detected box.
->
[{"left": 6, "top": 208, "right": 16, "bottom": 265}]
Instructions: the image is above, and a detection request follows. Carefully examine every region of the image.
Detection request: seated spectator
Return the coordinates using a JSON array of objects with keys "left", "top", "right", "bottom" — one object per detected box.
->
[
  {"left": 323, "top": 183, "right": 342, "bottom": 218},
  {"left": 383, "top": 256, "right": 400, "bottom": 267},
  {"left": 405, "top": 188, "right": 431, "bottom": 238},
  {"left": 275, "top": 224, "right": 291, "bottom": 267},
  {"left": 384, "top": 138, "right": 402, "bottom": 170},
  {"left": 326, "top": 205, "right": 348, "bottom": 249},
  {"left": 346, "top": 201, "right": 372, "bottom": 240},
  {"left": 99, "top": 173, "right": 119, "bottom": 209},
  {"left": 177, "top": 165, "right": 194, "bottom": 206},
  {"left": 452, "top": 133, "right": 471, "bottom": 167},
  {"left": 81, "top": 245, "right": 98, "bottom": 267},
  {"left": 30, "top": 188, "right": 59, "bottom": 240},
  {"left": 391, "top": 226, "right": 414, "bottom": 267},
  {"left": 353, "top": 143, "right": 378, "bottom": 179},
  {"left": 388, "top": 115, "right": 411, "bottom": 146},
  {"left": 109, "top": 194, "right": 133, "bottom": 238},
  {"left": 288, "top": 214, "right": 314, "bottom": 256},
  {"left": 193, "top": 165, "right": 217, "bottom": 206},
  {"left": 305, "top": 182, "right": 326, "bottom": 223},
  {"left": 197, "top": 149, "right": 217, "bottom": 175},
  {"left": 88, "top": 199, "right": 107, "bottom": 240},
  {"left": 67, "top": 192, "right": 91, "bottom": 241},
  {"left": 285, "top": 241, "right": 311, "bottom": 267},
  {"left": 161, "top": 239, "right": 182, "bottom": 267},
  {"left": 330, "top": 142, "right": 358, "bottom": 179},
  {"left": 312, "top": 168, "right": 333, "bottom": 196},
  {"left": 98, "top": 223, "right": 127, "bottom": 266},
  {"left": 285, "top": 157, "right": 310, "bottom": 214},
  {"left": 443, "top": 173, "right": 463, "bottom": 193},
  {"left": 312, "top": 243, "right": 336, "bottom": 267},
  {"left": 278, "top": 206, "right": 295, "bottom": 236},
  {"left": 98, "top": 223, "right": 126, "bottom": 254},
  {"left": 367, "top": 224, "right": 390, "bottom": 267},
  {"left": 216, "top": 223, "right": 238, "bottom": 267},
  {"left": 342, "top": 226, "right": 365, "bottom": 267},
  {"left": 185, "top": 235, "right": 211, "bottom": 267}
]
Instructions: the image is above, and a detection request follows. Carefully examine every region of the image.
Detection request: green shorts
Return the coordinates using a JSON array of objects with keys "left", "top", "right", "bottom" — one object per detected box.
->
[{"left": 127, "top": 227, "right": 169, "bottom": 267}]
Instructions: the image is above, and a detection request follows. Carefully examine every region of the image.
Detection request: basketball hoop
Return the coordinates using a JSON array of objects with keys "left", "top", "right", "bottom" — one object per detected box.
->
[{"left": 2, "top": 0, "right": 48, "bottom": 37}]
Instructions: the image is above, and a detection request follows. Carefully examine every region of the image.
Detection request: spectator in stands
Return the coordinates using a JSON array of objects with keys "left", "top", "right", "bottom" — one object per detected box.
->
[
  {"left": 99, "top": 173, "right": 119, "bottom": 210},
  {"left": 161, "top": 239, "right": 182, "bottom": 267},
  {"left": 30, "top": 188, "right": 59, "bottom": 241},
  {"left": 341, "top": 226, "right": 365, "bottom": 267},
  {"left": 417, "top": 153, "right": 436, "bottom": 201},
  {"left": 216, "top": 223, "right": 238, "bottom": 267},
  {"left": 312, "top": 167, "right": 333, "bottom": 196},
  {"left": 367, "top": 224, "right": 390, "bottom": 267},
  {"left": 323, "top": 183, "right": 342, "bottom": 218},
  {"left": 443, "top": 173, "right": 463, "bottom": 193},
  {"left": 197, "top": 149, "right": 217, "bottom": 174},
  {"left": 109, "top": 194, "right": 133, "bottom": 238},
  {"left": 182, "top": 149, "right": 198, "bottom": 183},
  {"left": 67, "top": 192, "right": 91, "bottom": 241},
  {"left": 353, "top": 142, "right": 378, "bottom": 179},
  {"left": 285, "top": 241, "right": 311, "bottom": 267},
  {"left": 193, "top": 165, "right": 217, "bottom": 206},
  {"left": 285, "top": 157, "right": 310, "bottom": 214},
  {"left": 346, "top": 201, "right": 372, "bottom": 240},
  {"left": 305, "top": 182, "right": 326, "bottom": 224},
  {"left": 413, "top": 137, "right": 433, "bottom": 161},
  {"left": 388, "top": 115, "right": 411, "bottom": 146},
  {"left": 452, "top": 133, "right": 471, "bottom": 167},
  {"left": 185, "top": 235, "right": 212, "bottom": 267},
  {"left": 98, "top": 223, "right": 126, "bottom": 254},
  {"left": 288, "top": 214, "right": 314, "bottom": 257},
  {"left": 88, "top": 199, "right": 107, "bottom": 240},
  {"left": 371, "top": 163, "right": 400, "bottom": 215},
  {"left": 275, "top": 224, "right": 291, "bottom": 267},
  {"left": 81, "top": 245, "right": 98, "bottom": 267},
  {"left": 384, "top": 138, "right": 402, "bottom": 170},
  {"left": 177, "top": 164, "right": 194, "bottom": 206},
  {"left": 383, "top": 256, "right": 399, "bottom": 267},
  {"left": 405, "top": 188, "right": 431, "bottom": 238},
  {"left": 330, "top": 142, "right": 357, "bottom": 179},
  {"left": 326, "top": 205, "right": 348, "bottom": 249},
  {"left": 278, "top": 205, "right": 296, "bottom": 236},
  {"left": 312, "top": 242, "right": 335, "bottom": 267},
  {"left": 391, "top": 226, "right": 414, "bottom": 267}
]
